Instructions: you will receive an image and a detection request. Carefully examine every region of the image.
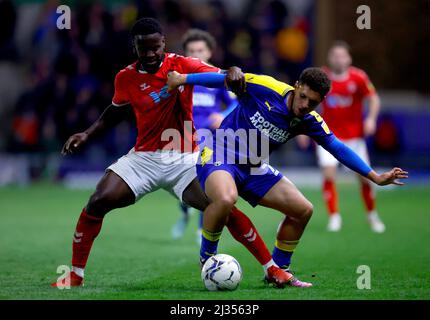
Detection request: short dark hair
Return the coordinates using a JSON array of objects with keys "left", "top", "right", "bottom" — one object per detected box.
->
[
  {"left": 329, "top": 40, "right": 351, "bottom": 53},
  {"left": 131, "top": 17, "right": 163, "bottom": 37},
  {"left": 298, "top": 67, "right": 331, "bottom": 98},
  {"left": 182, "top": 29, "right": 216, "bottom": 51}
]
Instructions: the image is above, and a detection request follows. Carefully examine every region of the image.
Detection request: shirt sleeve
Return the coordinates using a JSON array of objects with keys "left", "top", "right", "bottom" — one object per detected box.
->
[
  {"left": 320, "top": 137, "right": 372, "bottom": 177},
  {"left": 112, "top": 71, "right": 130, "bottom": 106},
  {"left": 244, "top": 73, "right": 293, "bottom": 96},
  {"left": 179, "top": 56, "right": 221, "bottom": 74},
  {"left": 302, "top": 111, "right": 334, "bottom": 145},
  {"left": 357, "top": 70, "right": 376, "bottom": 97}
]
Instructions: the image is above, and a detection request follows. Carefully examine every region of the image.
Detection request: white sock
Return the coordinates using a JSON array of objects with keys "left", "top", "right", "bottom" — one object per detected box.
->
[
  {"left": 368, "top": 210, "right": 378, "bottom": 219},
  {"left": 263, "top": 259, "right": 277, "bottom": 276},
  {"left": 72, "top": 266, "right": 84, "bottom": 278}
]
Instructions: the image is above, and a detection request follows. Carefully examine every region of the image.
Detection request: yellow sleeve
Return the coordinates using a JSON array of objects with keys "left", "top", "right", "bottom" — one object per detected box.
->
[
  {"left": 244, "top": 73, "right": 294, "bottom": 96},
  {"left": 310, "top": 111, "right": 331, "bottom": 134}
]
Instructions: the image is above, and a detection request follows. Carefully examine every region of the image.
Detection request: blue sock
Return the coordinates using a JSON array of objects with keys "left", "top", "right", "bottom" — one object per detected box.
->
[
  {"left": 200, "top": 229, "right": 222, "bottom": 264},
  {"left": 272, "top": 239, "right": 299, "bottom": 269},
  {"left": 272, "top": 247, "right": 293, "bottom": 269}
]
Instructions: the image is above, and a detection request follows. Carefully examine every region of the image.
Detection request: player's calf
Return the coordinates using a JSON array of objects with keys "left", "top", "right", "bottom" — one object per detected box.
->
[{"left": 199, "top": 193, "right": 237, "bottom": 265}]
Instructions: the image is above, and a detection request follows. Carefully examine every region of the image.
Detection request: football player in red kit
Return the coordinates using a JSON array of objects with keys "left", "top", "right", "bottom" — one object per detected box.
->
[{"left": 316, "top": 41, "right": 384, "bottom": 233}]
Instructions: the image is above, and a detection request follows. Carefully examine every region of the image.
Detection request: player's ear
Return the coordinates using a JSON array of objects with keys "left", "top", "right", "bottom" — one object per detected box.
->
[{"left": 131, "top": 38, "right": 137, "bottom": 55}]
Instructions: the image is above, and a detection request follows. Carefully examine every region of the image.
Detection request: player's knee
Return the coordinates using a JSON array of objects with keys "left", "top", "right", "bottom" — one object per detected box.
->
[
  {"left": 301, "top": 202, "right": 314, "bottom": 221},
  {"left": 293, "top": 201, "right": 313, "bottom": 223},
  {"left": 87, "top": 191, "right": 114, "bottom": 217},
  {"left": 215, "top": 192, "right": 238, "bottom": 212}
]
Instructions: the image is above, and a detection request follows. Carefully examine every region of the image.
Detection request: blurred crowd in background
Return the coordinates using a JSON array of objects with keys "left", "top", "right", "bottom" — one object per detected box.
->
[{"left": 0, "top": 0, "right": 428, "bottom": 185}]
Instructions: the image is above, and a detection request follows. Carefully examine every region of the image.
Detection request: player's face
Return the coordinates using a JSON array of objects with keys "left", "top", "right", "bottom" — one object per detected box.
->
[
  {"left": 185, "top": 40, "right": 212, "bottom": 62},
  {"left": 291, "top": 84, "right": 322, "bottom": 117},
  {"left": 134, "top": 33, "right": 166, "bottom": 73},
  {"left": 328, "top": 46, "right": 351, "bottom": 73}
]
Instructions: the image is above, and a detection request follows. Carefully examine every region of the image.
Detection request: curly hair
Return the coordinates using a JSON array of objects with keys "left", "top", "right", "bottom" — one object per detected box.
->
[
  {"left": 298, "top": 67, "right": 331, "bottom": 98},
  {"left": 182, "top": 29, "right": 217, "bottom": 51},
  {"left": 130, "top": 17, "right": 163, "bottom": 37}
]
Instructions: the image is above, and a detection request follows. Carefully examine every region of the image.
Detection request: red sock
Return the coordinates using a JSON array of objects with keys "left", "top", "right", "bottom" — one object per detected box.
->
[
  {"left": 72, "top": 208, "right": 104, "bottom": 269},
  {"left": 226, "top": 207, "right": 272, "bottom": 265},
  {"left": 361, "top": 182, "right": 376, "bottom": 212},
  {"left": 323, "top": 179, "right": 338, "bottom": 216}
]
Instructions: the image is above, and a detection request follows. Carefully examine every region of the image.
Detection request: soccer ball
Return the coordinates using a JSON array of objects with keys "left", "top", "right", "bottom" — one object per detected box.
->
[{"left": 201, "top": 254, "right": 243, "bottom": 291}]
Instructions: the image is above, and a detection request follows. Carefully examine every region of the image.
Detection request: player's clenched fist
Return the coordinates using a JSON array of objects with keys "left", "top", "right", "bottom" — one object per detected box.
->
[
  {"left": 167, "top": 71, "right": 186, "bottom": 91},
  {"left": 61, "top": 132, "right": 89, "bottom": 155},
  {"left": 225, "top": 66, "right": 245, "bottom": 95}
]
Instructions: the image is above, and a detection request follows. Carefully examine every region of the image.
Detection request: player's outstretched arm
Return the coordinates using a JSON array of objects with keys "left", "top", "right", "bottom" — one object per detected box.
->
[
  {"left": 61, "top": 103, "right": 132, "bottom": 155},
  {"left": 321, "top": 136, "right": 408, "bottom": 186},
  {"left": 167, "top": 67, "right": 245, "bottom": 93}
]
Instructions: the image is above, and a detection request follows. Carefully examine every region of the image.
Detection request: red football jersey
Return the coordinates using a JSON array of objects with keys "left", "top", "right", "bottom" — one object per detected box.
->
[
  {"left": 112, "top": 53, "right": 220, "bottom": 152},
  {"left": 320, "top": 66, "right": 376, "bottom": 140}
]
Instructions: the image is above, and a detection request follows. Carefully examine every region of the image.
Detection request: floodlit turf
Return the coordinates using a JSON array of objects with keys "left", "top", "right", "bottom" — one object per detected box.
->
[{"left": 0, "top": 182, "right": 429, "bottom": 300}]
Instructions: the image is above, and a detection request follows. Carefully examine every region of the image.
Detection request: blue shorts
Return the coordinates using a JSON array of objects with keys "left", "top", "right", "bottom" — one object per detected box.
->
[{"left": 196, "top": 162, "right": 283, "bottom": 207}]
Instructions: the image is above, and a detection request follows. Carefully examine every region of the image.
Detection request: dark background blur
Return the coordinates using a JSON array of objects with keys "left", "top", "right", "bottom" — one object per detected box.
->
[{"left": 0, "top": 0, "right": 429, "bottom": 187}]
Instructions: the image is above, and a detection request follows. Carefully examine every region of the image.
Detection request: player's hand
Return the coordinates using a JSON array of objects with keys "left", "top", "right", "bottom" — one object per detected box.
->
[
  {"left": 226, "top": 66, "right": 245, "bottom": 95},
  {"left": 364, "top": 118, "right": 377, "bottom": 136},
  {"left": 370, "top": 167, "right": 409, "bottom": 186},
  {"left": 61, "top": 132, "right": 89, "bottom": 155},
  {"left": 167, "top": 71, "right": 186, "bottom": 91},
  {"left": 209, "top": 112, "right": 224, "bottom": 129}
]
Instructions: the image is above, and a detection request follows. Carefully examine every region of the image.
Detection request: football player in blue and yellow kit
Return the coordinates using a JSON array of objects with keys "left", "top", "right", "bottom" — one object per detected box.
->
[
  {"left": 167, "top": 68, "right": 408, "bottom": 287},
  {"left": 172, "top": 29, "right": 237, "bottom": 241}
]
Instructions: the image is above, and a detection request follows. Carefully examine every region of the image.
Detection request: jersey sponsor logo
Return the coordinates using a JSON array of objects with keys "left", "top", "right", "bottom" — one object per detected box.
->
[
  {"left": 249, "top": 111, "right": 290, "bottom": 143},
  {"left": 193, "top": 92, "right": 216, "bottom": 107},
  {"left": 149, "top": 84, "right": 170, "bottom": 104},
  {"left": 326, "top": 94, "right": 353, "bottom": 108}
]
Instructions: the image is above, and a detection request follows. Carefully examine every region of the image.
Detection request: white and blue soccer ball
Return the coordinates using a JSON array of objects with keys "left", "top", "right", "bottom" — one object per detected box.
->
[{"left": 201, "top": 254, "right": 243, "bottom": 291}]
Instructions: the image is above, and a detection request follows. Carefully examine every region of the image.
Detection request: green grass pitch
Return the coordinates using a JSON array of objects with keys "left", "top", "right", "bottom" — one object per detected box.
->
[{"left": 0, "top": 182, "right": 429, "bottom": 300}]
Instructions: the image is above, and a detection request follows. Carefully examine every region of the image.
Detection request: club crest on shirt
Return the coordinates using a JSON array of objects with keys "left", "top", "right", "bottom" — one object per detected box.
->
[
  {"left": 347, "top": 82, "right": 357, "bottom": 93},
  {"left": 290, "top": 117, "right": 301, "bottom": 128},
  {"left": 140, "top": 83, "right": 150, "bottom": 91}
]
